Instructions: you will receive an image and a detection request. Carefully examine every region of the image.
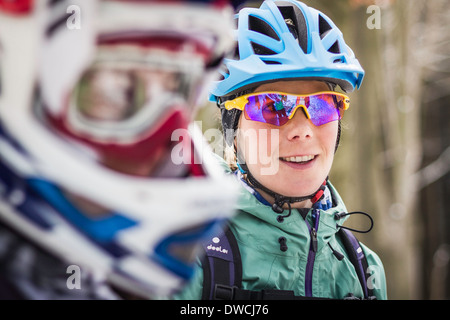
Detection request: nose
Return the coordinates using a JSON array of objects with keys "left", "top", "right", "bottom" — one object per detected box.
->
[{"left": 283, "top": 107, "right": 314, "bottom": 141}]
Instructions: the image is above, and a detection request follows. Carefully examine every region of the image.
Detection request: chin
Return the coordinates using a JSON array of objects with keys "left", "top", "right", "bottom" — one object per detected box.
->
[
  {"left": 281, "top": 177, "right": 325, "bottom": 197},
  {"left": 282, "top": 187, "right": 318, "bottom": 198}
]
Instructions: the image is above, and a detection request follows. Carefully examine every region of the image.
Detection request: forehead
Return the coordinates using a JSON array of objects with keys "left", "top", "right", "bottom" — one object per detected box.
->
[{"left": 254, "top": 80, "right": 330, "bottom": 95}]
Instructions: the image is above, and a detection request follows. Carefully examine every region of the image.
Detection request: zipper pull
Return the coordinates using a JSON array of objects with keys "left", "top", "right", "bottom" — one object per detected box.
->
[
  {"left": 310, "top": 227, "right": 318, "bottom": 252},
  {"left": 310, "top": 209, "right": 320, "bottom": 252}
]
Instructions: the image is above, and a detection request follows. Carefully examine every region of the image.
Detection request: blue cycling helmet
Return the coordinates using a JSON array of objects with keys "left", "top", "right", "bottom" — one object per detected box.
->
[{"left": 209, "top": 0, "right": 364, "bottom": 102}]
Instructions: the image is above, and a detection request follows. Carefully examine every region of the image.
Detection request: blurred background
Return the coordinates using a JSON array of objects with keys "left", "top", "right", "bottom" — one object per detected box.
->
[{"left": 196, "top": 0, "right": 450, "bottom": 300}]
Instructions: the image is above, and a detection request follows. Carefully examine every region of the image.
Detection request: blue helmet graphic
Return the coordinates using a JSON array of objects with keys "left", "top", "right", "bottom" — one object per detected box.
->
[{"left": 210, "top": 0, "right": 365, "bottom": 102}]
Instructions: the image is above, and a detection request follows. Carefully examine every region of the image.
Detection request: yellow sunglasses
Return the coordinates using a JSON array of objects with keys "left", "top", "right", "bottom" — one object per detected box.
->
[{"left": 224, "top": 91, "right": 350, "bottom": 126}]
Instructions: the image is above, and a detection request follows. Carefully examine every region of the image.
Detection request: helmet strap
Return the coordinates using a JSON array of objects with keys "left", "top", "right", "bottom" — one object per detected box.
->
[{"left": 237, "top": 151, "right": 327, "bottom": 222}]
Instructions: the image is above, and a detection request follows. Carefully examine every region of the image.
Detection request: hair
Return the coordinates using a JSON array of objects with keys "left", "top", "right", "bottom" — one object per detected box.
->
[{"left": 224, "top": 142, "right": 239, "bottom": 171}]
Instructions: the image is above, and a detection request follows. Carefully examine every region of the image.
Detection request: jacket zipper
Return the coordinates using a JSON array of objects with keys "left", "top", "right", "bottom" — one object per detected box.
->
[{"left": 305, "top": 208, "right": 320, "bottom": 297}]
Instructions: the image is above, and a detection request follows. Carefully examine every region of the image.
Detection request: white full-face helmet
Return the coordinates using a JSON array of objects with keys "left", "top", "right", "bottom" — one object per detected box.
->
[{"left": 0, "top": 0, "right": 237, "bottom": 298}]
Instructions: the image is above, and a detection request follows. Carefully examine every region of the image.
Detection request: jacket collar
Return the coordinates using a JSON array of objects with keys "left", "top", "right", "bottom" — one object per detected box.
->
[{"left": 235, "top": 175, "right": 349, "bottom": 237}]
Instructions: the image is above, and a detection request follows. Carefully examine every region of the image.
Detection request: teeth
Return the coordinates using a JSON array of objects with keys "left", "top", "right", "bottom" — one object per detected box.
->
[{"left": 282, "top": 155, "right": 315, "bottom": 163}]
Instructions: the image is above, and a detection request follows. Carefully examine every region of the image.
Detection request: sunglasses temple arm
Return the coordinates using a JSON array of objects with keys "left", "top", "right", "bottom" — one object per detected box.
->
[{"left": 224, "top": 96, "right": 247, "bottom": 111}]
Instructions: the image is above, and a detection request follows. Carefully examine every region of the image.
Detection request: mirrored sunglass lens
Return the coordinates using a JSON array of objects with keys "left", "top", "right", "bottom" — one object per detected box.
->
[
  {"left": 242, "top": 93, "right": 345, "bottom": 127},
  {"left": 307, "top": 94, "right": 342, "bottom": 126},
  {"left": 244, "top": 94, "right": 289, "bottom": 126}
]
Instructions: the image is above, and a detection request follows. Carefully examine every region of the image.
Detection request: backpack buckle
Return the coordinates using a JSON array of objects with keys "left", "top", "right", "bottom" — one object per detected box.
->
[{"left": 214, "top": 284, "right": 236, "bottom": 300}]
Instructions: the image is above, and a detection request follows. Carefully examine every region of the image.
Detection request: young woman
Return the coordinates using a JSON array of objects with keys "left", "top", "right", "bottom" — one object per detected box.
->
[{"left": 175, "top": 0, "right": 387, "bottom": 300}]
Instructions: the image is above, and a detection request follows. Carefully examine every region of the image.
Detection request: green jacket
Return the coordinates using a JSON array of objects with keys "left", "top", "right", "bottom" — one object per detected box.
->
[{"left": 175, "top": 160, "right": 387, "bottom": 300}]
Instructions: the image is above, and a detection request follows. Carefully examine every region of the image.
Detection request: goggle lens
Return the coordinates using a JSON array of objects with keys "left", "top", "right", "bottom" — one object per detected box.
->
[{"left": 76, "top": 68, "right": 148, "bottom": 123}]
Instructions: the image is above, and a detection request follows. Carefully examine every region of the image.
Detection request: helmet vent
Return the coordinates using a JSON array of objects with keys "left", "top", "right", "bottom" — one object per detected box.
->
[
  {"left": 248, "top": 15, "right": 280, "bottom": 41},
  {"left": 251, "top": 42, "right": 277, "bottom": 55},
  {"left": 318, "top": 14, "right": 332, "bottom": 39},
  {"left": 233, "top": 40, "right": 240, "bottom": 60},
  {"left": 278, "top": 4, "right": 308, "bottom": 54},
  {"left": 218, "top": 64, "right": 230, "bottom": 80},
  {"left": 262, "top": 60, "right": 282, "bottom": 65},
  {"left": 328, "top": 40, "right": 341, "bottom": 54}
]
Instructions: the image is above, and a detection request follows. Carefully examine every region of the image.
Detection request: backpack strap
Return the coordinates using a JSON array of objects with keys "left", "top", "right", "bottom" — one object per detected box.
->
[
  {"left": 201, "top": 224, "right": 377, "bottom": 300},
  {"left": 338, "top": 228, "right": 376, "bottom": 300},
  {"left": 201, "top": 225, "right": 242, "bottom": 300},
  {"left": 201, "top": 226, "right": 348, "bottom": 300}
]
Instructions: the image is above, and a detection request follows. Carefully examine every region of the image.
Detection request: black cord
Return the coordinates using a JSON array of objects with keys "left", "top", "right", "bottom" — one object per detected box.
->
[
  {"left": 335, "top": 211, "right": 374, "bottom": 233},
  {"left": 275, "top": 201, "right": 292, "bottom": 223},
  {"left": 328, "top": 242, "right": 345, "bottom": 261}
]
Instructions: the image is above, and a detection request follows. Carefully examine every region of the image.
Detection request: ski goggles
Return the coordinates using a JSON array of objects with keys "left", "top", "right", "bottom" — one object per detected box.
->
[
  {"left": 66, "top": 42, "right": 205, "bottom": 143},
  {"left": 224, "top": 91, "right": 350, "bottom": 127}
]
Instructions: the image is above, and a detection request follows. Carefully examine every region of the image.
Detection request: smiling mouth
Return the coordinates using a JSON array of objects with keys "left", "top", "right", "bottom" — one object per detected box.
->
[{"left": 279, "top": 155, "right": 316, "bottom": 164}]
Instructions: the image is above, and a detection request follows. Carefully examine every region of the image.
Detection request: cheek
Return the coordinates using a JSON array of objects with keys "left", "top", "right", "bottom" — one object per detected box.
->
[
  {"left": 237, "top": 118, "right": 280, "bottom": 166},
  {"left": 319, "top": 121, "right": 339, "bottom": 155},
  {"left": 313, "top": 122, "right": 339, "bottom": 180}
]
